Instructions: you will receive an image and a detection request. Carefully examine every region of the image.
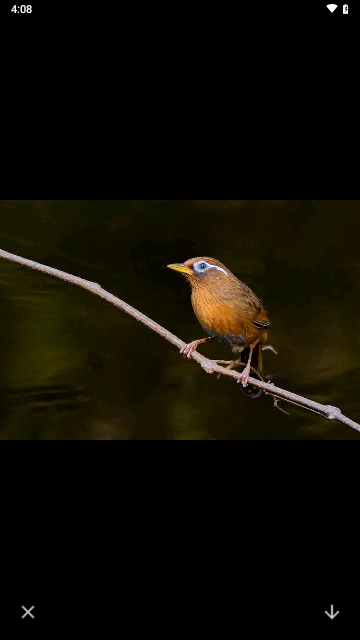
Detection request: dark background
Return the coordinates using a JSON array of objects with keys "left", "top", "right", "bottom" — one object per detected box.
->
[{"left": 0, "top": 199, "right": 359, "bottom": 440}]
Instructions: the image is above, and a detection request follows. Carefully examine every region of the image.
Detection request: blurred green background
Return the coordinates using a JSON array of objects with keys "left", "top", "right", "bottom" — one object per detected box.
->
[{"left": 0, "top": 199, "right": 359, "bottom": 439}]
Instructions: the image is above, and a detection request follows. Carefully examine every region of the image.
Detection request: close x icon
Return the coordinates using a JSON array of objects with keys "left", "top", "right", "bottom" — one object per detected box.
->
[{"left": 21, "top": 605, "right": 35, "bottom": 619}]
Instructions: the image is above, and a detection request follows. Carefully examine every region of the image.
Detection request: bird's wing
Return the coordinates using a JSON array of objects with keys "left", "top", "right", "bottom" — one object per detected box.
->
[
  {"left": 252, "top": 307, "right": 270, "bottom": 329},
  {"left": 236, "top": 283, "right": 270, "bottom": 329}
]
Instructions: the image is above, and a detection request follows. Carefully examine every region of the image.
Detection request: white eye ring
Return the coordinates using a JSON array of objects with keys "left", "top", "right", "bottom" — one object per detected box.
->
[{"left": 193, "top": 261, "right": 228, "bottom": 275}]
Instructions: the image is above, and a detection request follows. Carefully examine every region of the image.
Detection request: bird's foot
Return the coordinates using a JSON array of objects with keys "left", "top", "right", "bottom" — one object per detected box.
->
[
  {"left": 180, "top": 341, "right": 199, "bottom": 358},
  {"left": 237, "top": 366, "right": 251, "bottom": 387}
]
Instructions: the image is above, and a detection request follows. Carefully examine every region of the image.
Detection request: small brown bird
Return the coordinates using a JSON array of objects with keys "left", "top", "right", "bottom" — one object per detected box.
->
[{"left": 167, "top": 256, "right": 270, "bottom": 398}]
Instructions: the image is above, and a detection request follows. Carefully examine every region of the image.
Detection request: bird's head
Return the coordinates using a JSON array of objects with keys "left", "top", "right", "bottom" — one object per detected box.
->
[{"left": 167, "top": 257, "right": 231, "bottom": 287}]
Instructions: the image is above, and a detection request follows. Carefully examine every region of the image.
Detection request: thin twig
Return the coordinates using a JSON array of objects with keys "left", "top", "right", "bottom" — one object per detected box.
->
[{"left": 1, "top": 248, "right": 359, "bottom": 433}]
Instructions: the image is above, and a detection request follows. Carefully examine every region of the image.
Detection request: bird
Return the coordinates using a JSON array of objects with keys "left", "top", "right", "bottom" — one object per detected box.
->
[{"left": 167, "top": 256, "right": 270, "bottom": 398}]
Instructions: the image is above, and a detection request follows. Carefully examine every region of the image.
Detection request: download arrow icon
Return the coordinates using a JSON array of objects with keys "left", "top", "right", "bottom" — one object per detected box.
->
[{"left": 325, "top": 605, "right": 340, "bottom": 620}]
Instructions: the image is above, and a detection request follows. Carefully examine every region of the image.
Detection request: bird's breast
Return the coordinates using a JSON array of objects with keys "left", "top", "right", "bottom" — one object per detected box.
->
[{"left": 191, "top": 288, "right": 262, "bottom": 347}]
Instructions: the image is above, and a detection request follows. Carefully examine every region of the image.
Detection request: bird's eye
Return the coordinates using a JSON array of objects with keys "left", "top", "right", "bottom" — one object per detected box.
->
[{"left": 199, "top": 263, "right": 206, "bottom": 269}]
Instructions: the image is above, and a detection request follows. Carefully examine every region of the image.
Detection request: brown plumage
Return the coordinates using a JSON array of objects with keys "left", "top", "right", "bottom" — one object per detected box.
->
[{"left": 167, "top": 256, "right": 270, "bottom": 398}]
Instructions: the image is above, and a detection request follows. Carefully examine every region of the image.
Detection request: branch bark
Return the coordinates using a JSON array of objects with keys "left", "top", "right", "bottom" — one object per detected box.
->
[{"left": 1, "top": 248, "right": 359, "bottom": 433}]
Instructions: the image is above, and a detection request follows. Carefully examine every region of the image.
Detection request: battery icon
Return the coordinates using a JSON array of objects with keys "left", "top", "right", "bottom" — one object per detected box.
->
[{"left": 343, "top": 3, "right": 348, "bottom": 12}]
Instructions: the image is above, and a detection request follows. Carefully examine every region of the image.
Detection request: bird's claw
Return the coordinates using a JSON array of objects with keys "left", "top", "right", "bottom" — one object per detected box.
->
[
  {"left": 237, "top": 367, "right": 250, "bottom": 387},
  {"left": 180, "top": 341, "right": 198, "bottom": 358}
]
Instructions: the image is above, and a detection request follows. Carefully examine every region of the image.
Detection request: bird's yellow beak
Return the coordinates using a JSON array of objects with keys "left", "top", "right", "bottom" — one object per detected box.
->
[{"left": 167, "top": 263, "right": 193, "bottom": 274}]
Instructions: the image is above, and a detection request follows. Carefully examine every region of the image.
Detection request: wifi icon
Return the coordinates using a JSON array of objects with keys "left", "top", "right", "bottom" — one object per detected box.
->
[{"left": 326, "top": 3, "right": 338, "bottom": 11}]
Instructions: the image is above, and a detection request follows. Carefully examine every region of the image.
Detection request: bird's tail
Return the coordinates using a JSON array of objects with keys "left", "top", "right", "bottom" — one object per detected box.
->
[{"left": 240, "top": 343, "right": 263, "bottom": 399}]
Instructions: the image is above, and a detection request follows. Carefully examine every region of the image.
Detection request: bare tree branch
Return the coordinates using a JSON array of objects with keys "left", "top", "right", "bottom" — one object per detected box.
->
[{"left": 1, "top": 248, "right": 359, "bottom": 433}]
